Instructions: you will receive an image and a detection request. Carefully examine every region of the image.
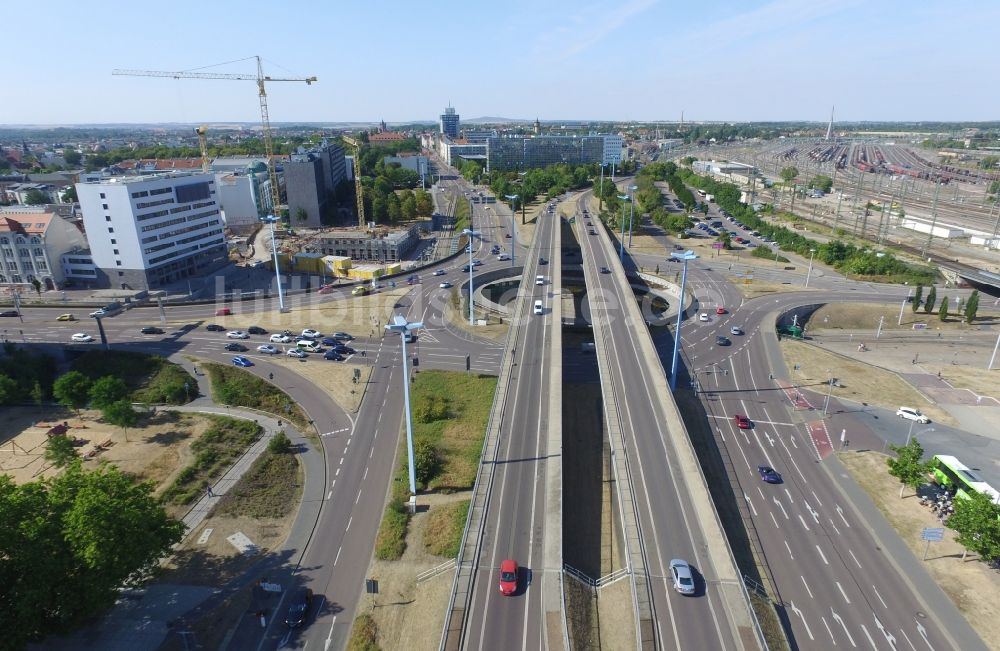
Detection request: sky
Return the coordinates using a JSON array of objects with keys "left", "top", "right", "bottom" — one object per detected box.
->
[{"left": 4, "top": 0, "right": 998, "bottom": 125}]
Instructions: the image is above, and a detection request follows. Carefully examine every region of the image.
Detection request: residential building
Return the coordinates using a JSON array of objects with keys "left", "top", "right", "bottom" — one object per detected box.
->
[
  {"left": 75, "top": 172, "right": 227, "bottom": 289},
  {"left": 0, "top": 210, "right": 87, "bottom": 291},
  {"left": 486, "top": 134, "right": 618, "bottom": 171},
  {"left": 369, "top": 131, "right": 407, "bottom": 144},
  {"left": 440, "top": 105, "right": 460, "bottom": 138},
  {"left": 463, "top": 129, "right": 497, "bottom": 144},
  {"left": 439, "top": 139, "right": 488, "bottom": 167},
  {"left": 216, "top": 166, "right": 273, "bottom": 227},
  {"left": 383, "top": 154, "right": 428, "bottom": 177},
  {"left": 284, "top": 141, "right": 347, "bottom": 228},
  {"left": 305, "top": 225, "right": 419, "bottom": 263}
]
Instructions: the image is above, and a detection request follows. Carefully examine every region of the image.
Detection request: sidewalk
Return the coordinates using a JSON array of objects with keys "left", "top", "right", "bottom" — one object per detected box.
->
[{"left": 34, "top": 358, "right": 327, "bottom": 651}]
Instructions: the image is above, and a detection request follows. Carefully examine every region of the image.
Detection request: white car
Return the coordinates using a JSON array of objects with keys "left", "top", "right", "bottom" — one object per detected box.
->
[
  {"left": 89, "top": 309, "right": 106, "bottom": 318},
  {"left": 287, "top": 348, "right": 307, "bottom": 358},
  {"left": 257, "top": 344, "right": 279, "bottom": 355},
  {"left": 535, "top": 275, "right": 545, "bottom": 286},
  {"left": 698, "top": 313, "right": 709, "bottom": 322},
  {"left": 533, "top": 300, "right": 543, "bottom": 315},
  {"left": 896, "top": 407, "right": 930, "bottom": 423},
  {"left": 497, "top": 254, "right": 511, "bottom": 261},
  {"left": 270, "top": 334, "right": 291, "bottom": 343},
  {"left": 440, "top": 282, "right": 453, "bottom": 289},
  {"left": 227, "top": 330, "right": 249, "bottom": 339},
  {"left": 471, "top": 259, "right": 483, "bottom": 266},
  {"left": 432, "top": 269, "right": 446, "bottom": 276},
  {"left": 70, "top": 333, "right": 94, "bottom": 342},
  {"left": 301, "top": 329, "right": 321, "bottom": 339}
]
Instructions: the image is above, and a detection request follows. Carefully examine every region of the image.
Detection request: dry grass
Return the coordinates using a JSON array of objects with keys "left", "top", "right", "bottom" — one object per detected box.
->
[
  {"left": 809, "top": 302, "right": 1000, "bottom": 333},
  {"left": 779, "top": 339, "right": 955, "bottom": 425},
  {"left": 597, "top": 577, "right": 638, "bottom": 651},
  {"left": 442, "top": 300, "right": 509, "bottom": 343},
  {"left": 422, "top": 499, "right": 470, "bottom": 558},
  {"left": 840, "top": 451, "right": 1000, "bottom": 650}
]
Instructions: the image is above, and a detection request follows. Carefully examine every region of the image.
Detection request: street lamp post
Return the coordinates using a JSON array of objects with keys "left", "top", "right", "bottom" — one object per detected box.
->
[
  {"left": 386, "top": 316, "right": 424, "bottom": 507},
  {"left": 618, "top": 194, "right": 629, "bottom": 262},
  {"left": 462, "top": 228, "right": 479, "bottom": 325},
  {"left": 804, "top": 248, "right": 817, "bottom": 288},
  {"left": 261, "top": 215, "right": 288, "bottom": 312},
  {"left": 504, "top": 194, "right": 518, "bottom": 267},
  {"left": 823, "top": 370, "right": 834, "bottom": 416},
  {"left": 669, "top": 250, "right": 698, "bottom": 391},
  {"left": 517, "top": 171, "right": 527, "bottom": 224},
  {"left": 627, "top": 185, "right": 638, "bottom": 247}
]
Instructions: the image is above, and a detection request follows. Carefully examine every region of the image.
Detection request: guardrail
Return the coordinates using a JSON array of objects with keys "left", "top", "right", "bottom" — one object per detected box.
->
[{"left": 417, "top": 559, "right": 456, "bottom": 584}]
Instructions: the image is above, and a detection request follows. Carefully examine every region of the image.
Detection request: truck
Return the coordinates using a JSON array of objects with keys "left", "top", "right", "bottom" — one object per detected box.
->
[{"left": 705, "top": 194, "right": 715, "bottom": 203}]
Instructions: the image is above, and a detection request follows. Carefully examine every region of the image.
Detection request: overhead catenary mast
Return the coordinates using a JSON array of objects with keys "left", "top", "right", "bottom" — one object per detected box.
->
[{"left": 826, "top": 105, "right": 835, "bottom": 141}]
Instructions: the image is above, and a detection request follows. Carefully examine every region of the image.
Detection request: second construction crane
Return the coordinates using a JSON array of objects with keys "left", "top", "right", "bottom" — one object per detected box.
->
[
  {"left": 341, "top": 135, "right": 366, "bottom": 228},
  {"left": 113, "top": 56, "right": 316, "bottom": 220}
]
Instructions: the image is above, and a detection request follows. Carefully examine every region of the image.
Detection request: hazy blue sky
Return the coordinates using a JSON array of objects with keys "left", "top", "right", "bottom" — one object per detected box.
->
[{"left": 6, "top": 0, "right": 996, "bottom": 125}]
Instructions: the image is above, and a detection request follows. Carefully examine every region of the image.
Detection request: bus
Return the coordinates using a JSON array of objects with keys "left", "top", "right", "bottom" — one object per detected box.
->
[{"left": 930, "top": 455, "right": 1000, "bottom": 504}]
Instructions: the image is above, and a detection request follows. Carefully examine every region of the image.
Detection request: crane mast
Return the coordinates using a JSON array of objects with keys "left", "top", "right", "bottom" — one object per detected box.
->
[
  {"left": 113, "top": 56, "right": 316, "bottom": 219},
  {"left": 341, "top": 135, "right": 366, "bottom": 228}
]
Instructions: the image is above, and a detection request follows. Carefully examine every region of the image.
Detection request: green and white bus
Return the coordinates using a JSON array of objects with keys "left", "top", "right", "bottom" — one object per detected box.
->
[{"left": 930, "top": 455, "right": 1000, "bottom": 505}]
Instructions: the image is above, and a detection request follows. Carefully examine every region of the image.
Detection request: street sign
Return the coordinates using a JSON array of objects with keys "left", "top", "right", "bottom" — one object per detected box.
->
[
  {"left": 365, "top": 578, "right": 379, "bottom": 594},
  {"left": 712, "top": 242, "right": 723, "bottom": 249},
  {"left": 921, "top": 528, "right": 945, "bottom": 541}
]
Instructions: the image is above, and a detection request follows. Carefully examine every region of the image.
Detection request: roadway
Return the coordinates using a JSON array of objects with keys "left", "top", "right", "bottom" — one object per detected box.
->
[{"left": 574, "top": 192, "right": 747, "bottom": 649}]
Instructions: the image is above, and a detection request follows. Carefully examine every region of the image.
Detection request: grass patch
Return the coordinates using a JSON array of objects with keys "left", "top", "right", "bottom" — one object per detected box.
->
[
  {"left": 410, "top": 370, "right": 498, "bottom": 491},
  {"left": 374, "top": 497, "right": 410, "bottom": 561},
  {"left": 70, "top": 350, "right": 195, "bottom": 404},
  {"left": 346, "top": 613, "right": 381, "bottom": 651},
  {"left": 750, "top": 246, "right": 790, "bottom": 264},
  {"left": 213, "top": 448, "right": 300, "bottom": 519},
  {"left": 423, "top": 499, "right": 470, "bottom": 558},
  {"left": 453, "top": 196, "right": 470, "bottom": 233},
  {"left": 160, "top": 415, "right": 261, "bottom": 506},
  {"left": 204, "top": 362, "right": 309, "bottom": 430}
]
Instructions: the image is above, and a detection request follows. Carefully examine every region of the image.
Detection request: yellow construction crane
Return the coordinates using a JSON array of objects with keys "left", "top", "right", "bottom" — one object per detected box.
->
[
  {"left": 341, "top": 135, "right": 366, "bottom": 229},
  {"left": 113, "top": 56, "right": 316, "bottom": 219},
  {"left": 195, "top": 126, "right": 210, "bottom": 173}
]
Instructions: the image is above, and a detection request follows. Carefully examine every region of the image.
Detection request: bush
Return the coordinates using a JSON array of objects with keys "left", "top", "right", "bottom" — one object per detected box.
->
[
  {"left": 413, "top": 395, "right": 449, "bottom": 423},
  {"left": 205, "top": 363, "right": 308, "bottom": 429},
  {"left": 414, "top": 440, "right": 441, "bottom": 487},
  {"left": 72, "top": 351, "right": 195, "bottom": 405},
  {"left": 214, "top": 450, "right": 299, "bottom": 519},
  {"left": 160, "top": 416, "right": 261, "bottom": 505},
  {"left": 374, "top": 497, "right": 409, "bottom": 560},
  {"left": 347, "top": 614, "right": 381, "bottom": 651},
  {"left": 268, "top": 432, "right": 292, "bottom": 454}
]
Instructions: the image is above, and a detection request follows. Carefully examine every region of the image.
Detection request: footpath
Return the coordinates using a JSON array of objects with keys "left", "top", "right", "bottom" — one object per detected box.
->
[{"left": 35, "top": 355, "right": 327, "bottom": 651}]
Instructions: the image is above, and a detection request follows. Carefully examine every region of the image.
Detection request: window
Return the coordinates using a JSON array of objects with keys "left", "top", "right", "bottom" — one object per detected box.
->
[
  {"left": 116, "top": 261, "right": 122, "bottom": 266},
  {"left": 30, "top": 237, "right": 40, "bottom": 244},
  {"left": 100, "top": 192, "right": 106, "bottom": 199},
  {"left": 108, "top": 227, "right": 114, "bottom": 233},
  {"left": 32, "top": 248, "right": 43, "bottom": 256},
  {"left": 118, "top": 271, "right": 124, "bottom": 277},
  {"left": 110, "top": 239, "right": 116, "bottom": 244},
  {"left": 102, "top": 204, "right": 108, "bottom": 210},
  {"left": 18, "top": 248, "right": 29, "bottom": 257},
  {"left": 149, "top": 187, "right": 172, "bottom": 196},
  {"left": 0, "top": 238, "right": 6, "bottom": 244},
  {"left": 105, "top": 216, "right": 111, "bottom": 222},
  {"left": 113, "top": 249, "right": 119, "bottom": 255}
]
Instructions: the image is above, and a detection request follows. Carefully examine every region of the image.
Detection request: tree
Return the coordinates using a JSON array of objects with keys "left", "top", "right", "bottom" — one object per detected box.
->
[
  {"left": 912, "top": 285, "right": 923, "bottom": 313},
  {"left": 414, "top": 189, "right": 433, "bottom": 216},
  {"left": 400, "top": 194, "right": 417, "bottom": 220},
  {"left": 267, "top": 431, "right": 292, "bottom": 454},
  {"left": 947, "top": 491, "right": 1000, "bottom": 561},
  {"left": 24, "top": 188, "right": 49, "bottom": 205},
  {"left": 0, "top": 464, "right": 183, "bottom": 648},
  {"left": 923, "top": 286, "right": 937, "bottom": 314},
  {"left": 965, "top": 290, "right": 979, "bottom": 324},
  {"left": 45, "top": 435, "right": 79, "bottom": 467},
  {"left": 63, "top": 150, "right": 82, "bottom": 166},
  {"left": 62, "top": 185, "right": 78, "bottom": 203},
  {"left": 810, "top": 174, "right": 833, "bottom": 193},
  {"left": 386, "top": 193, "right": 401, "bottom": 222},
  {"left": 31, "top": 278, "right": 42, "bottom": 296},
  {"left": 413, "top": 440, "right": 440, "bottom": 486},
  {"left": 30, "top": 380, "right": 44, "bottom": 413},
  {"left": 295, "top": 207, "right": 308, "bottom": 223},
  {"left": 0, "top": 372, "right": 17, "bottom": 405},
  {"left": 938, "top": 295, "right": 949, "bottom": 321},
  {"left": 102, "top": 400, "right": 138, "bottom": 441},
  {"left": 886, "top": 438, "right": 933, "bottom": 498},
  {"left": 978, "top": 156, "right": 998, "bottom": 170},
  {"left": 89, "top": 376, "right": 128, "bottom": 410},
  {"left": 989, "top": 179, "right": 1000, "bottom": 196},
  {"left": 53, "top": 371, "right": 92, "bottom": 412},
  {"left": 780, "top": 166, "right": 799, "bottom": 183}
]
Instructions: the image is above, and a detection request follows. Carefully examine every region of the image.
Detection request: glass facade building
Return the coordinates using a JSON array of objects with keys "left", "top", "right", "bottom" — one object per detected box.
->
[{"left": 487, "top": 135, "right": 612, "bottom": 171}]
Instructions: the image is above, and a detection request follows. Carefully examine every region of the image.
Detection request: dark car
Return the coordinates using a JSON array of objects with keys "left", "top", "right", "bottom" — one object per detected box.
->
[
  {"left": 206, "top": 324, "right": 226, "bottom": 332},
  {"left": 600, "top": 266, "right": 610, "bottom": 274},
  {"left": 140, "top": 326, "right": 164, "bottom": 335},
  {"left": 284, "top": 587, "right": 313, "bottom": 628},
  {"left": 332, "top": 332, "right": 354, "bottom": 341},
  {"left": 321, "top": 337, "right": 339, "bottom": 346},
  {"left": 247, "top": 326, "right": 267, "bottom": 335},
  {"left": 333, "top": 345, "right": 356, "bottom": 355},
  {"left": 715, "top": 336, "right": 731, "bottom": 346},
  {"left": 225, "top": 342, "right": 248, "bottom": 352},
  {"left": 324, "top": 350, "right": 345, "bottom": 361},
  {"left": 504, "top": 233, "right": 512, "bottom": 238},
  {"left": 0, "top": 310, "right": 19, "bottom": 317},
  {"left": 758, "top": 465, "right": 782, "bottom": 484},
  {"left": 538, "top": 257, "right": 548, "bottom": 265}
]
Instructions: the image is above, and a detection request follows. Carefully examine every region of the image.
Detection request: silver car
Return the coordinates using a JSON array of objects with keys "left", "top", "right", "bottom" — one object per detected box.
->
[{"left": 670, "top": 559, "right": 695, "bottom": 595}]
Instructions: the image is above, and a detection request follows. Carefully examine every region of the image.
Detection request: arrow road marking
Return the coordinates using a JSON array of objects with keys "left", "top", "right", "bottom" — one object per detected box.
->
[
  {"left": 836, "top": 504, "right": 851, "bottom": 527},
  {"left": 875, "top": 616, "right": 897, "bottom": 649},
  {"left": 799, "top": 514, "right": 812, "bottom": 531},
  {"left": 804, "top": 500, "right": 820, "bottom": 523},
  {"left": 743, "top": 492, "right": 758, "bottom": 516},
  {"left": 915, "top": 620, "right": 934, "bottom": 650},
  {"left": 831, "top": 608, "right": 856, "bottom": 647},
  {"left": 784, "top": 488, "right": 796, "bottom": 504},
  {"left": 791, "top": 602, "right": 815, "bottom": 640},
  {"left": 773, "top": 496, "right": 789, "bottom": 519}
]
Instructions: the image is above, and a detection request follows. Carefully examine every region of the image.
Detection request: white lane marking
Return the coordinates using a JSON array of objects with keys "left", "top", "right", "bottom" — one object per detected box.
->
[
  {"left": 821, "top": 616, "right": 836, "bottom": 646},
  {"left": 773, "top": 496, "right": 790, "bottom": 519},
  {"left": 363, "top": 466, "right": 369, "bottom": 480},
  {"left": 346, "top": 516, "right": 352, "bottom": 531},
  {"left": 323, "top": 614, "right": 338, "bottom": 651},
  {"left": 798, "top": 514, "right": 812, "bottom": 531},
  {"left": 815, "top": 545, "right": 829, "bottom": 564},
  {"left": 874, "top": 615, "right": 897, "bottom": 648},
  {"left": 849, "top": 549, "right": 863, "bottom": 569},
  {"left": 770, "top": 512, "right": 780, "bottom": 528},
  {"left": 326, "top": 490, "right": 333, "bottom": 499},
  {"left": 801, "top": 575, "right": 814, "bottom": 598},
  {"left": 784, "top": 487, "right": 795, "bottom": 504},
  {"left": 791, "top": 602, "right": 815, "bottom": 640},
  {"left": 899, "top": 628, "right": 917, "bottom": 650},
  {"left": 831, "top": 608, "right": 856, "bottom": 647},
  {"left": 836, "top": 504, "right": 851, "bottom": 528},
  {"left": 804, "top": 500, "right": 820, "bottom": 523},
  {"left": 355, "top": 489, "right": 363, "bottom": 505},
  {"left": 334, "top": 546, "right": 342, "bottom": 565},
  {"left": 835, "top": 581, "right": 851, "bottom": 604},
  {"left": 784, "top": 540, "right": 794, "bottom": 559},
  {"left": 872, "top": 585, "right": 887, "bottom": 609},
  {"left": 860, "top": 623, "right": 876, "bottom": 648},
  {"left": 828, "top": 519, "right": 841, "bottom": 536},
  {"left": 812, "top": 490, "right": 824, "bottom": 507},
  {"left": 744, "top": 492, "right": 758, "bottom": 516}
]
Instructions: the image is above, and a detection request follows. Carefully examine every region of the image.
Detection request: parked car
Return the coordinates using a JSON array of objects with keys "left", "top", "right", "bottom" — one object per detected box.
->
[
  {"left": 498, "top": 559, "right": 518, "bottom": 596},
  {"left": 284, "top": 588, "right": 313, "bottom": 628},
  {"left": 225, "top": 342, "right": 248, "bottom": 352},
  {"left": 287, "top": 348, "right": 307, "bottom": 358},
  {"left": 332, "top": 332, "right": 354, "bottom": 341},
  {"left": 896, "top": 407, "right": 930, "bottom": 423},
  {"left": 734, "top": 414, "right": 752, "bottom": 429},
  {"left": 140, "top": 326, "right": 164, "bottom": 335},
  {"left": 301, "top": 329, "right": 321, "bottom": 339},
  {"left": 324, "top": 350, "right": 345, "bottom": 361},
  {"left": 56, "top": 313, "right": 76, "bottom": 321},
  {"left": 270, "top": 334, "right": 292, "bottom": 344},
  {"left": 758, "top": 466, "right": 782, "bottom": 484},
  {"left": 70, "top": 333, "right": 94, "bottom": 342},
  {"left": 232, "top": 356, "right": 254, "bottom": 367},
  {"left": 206, "top": 324, "right": 226, "bottom": 332},
  {"left": 257, "top": 344, "right": 279, "bottom": 355},
  {"left": 669, "top": 559, "right": 695, "bottom": 595},
  {"left": 227, "top": 330, "right": 249, "bottom": 339},
  {"left": 247, "top": 326, "right": 267, "bottom": 335},
  {"left": 333, "top": 345, "right": 355, "bottom": 355}
]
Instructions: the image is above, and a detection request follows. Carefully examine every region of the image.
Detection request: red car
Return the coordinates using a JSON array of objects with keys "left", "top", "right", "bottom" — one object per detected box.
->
[
  {"left": 715, "top": 306, "right": 727, "bottom": 315},
  {"left": 215, "top": 307, "right": 232, "bottom": 316},
  {"left": 499, "top": 559, "right": 518, "bottom": 596},
  {"left": 734, "top": 414, "right": 752, "bottom": 429}
]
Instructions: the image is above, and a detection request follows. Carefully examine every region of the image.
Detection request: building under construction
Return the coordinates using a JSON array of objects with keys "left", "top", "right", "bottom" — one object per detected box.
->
[{"left": 303, "top": 225, "right": 420, "bottom": 263}]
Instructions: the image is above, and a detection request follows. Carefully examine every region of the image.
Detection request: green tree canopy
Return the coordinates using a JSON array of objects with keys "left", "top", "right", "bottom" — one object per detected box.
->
[
  {"left": 810, "top": 174, "right": 833, "bottom": 193},
  {"left": 780, "top": 166, "right": 799, "bottom": 183},
  {"left": 886, "top": 439, "right": 933, "bottom": 498},
  {"left": 24, "top": 188, "right": 49, "bottom": 205},
  {"left": 0, "top": 372, "right": 18, "bottom": 405},
  {"left": 44, "top": 435, "right": 79, "bottom": 467},
  {"left": 89, "top": 376, "right": 129, "bottom": 410},
  {"left": 63, "top": 150, "right": 82, "bottom": 166},
  {"left": 912, "top": 285, "right": 923, "bottom": 312},
  {"left": 965, "top": 290, "right": 979, "bottom": 324},
  {"left": 102, "top": 399, "right": 138, "bottom": 436},
  {"left": 53, "top": 371, "right": 94, "bottom": 411},
  {"left": 947, "top": 491, "right": 1000, "bottom": 561},
  {"left": 0, "top": 464, "right": 183, "bottom": 647},
  {"left": 924, "top": 286, "right": 937, "bottom": 314}
]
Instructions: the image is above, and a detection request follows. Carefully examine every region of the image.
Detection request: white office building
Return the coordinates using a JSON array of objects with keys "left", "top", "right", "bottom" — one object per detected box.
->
[
  {"left": 602, "top": 134, "right": 624, "bottom": 165},
  {"left": 75, "top": 172, "right": 227, "bottom": 289}
]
